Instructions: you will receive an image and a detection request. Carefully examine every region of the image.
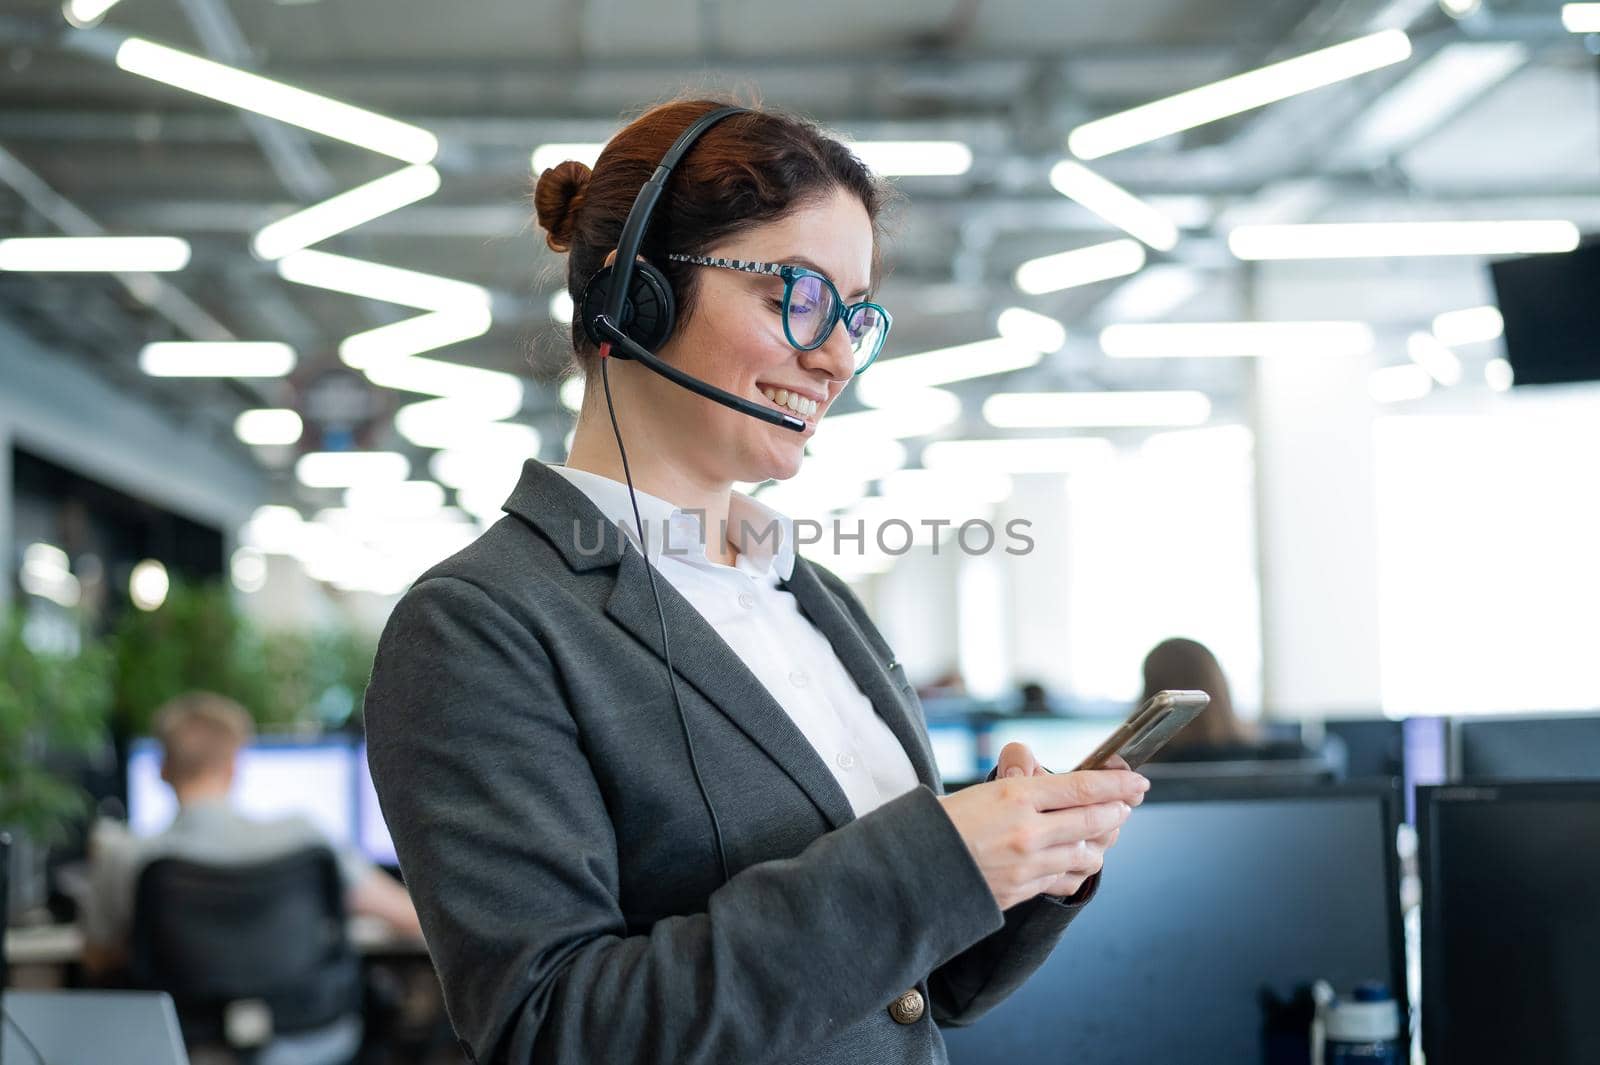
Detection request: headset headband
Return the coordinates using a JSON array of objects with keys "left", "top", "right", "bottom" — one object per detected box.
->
[{"left": 600, "top": 105, "right": 751, "bottom": 330}]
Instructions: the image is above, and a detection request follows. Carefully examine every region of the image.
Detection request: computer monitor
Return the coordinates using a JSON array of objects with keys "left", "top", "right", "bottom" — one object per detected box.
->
[
  {"left": 126, "top": 736, "right": 358, "bottom": 848},
  {"left": 1401, "top": 716, "right": 1449, "bottom": 823},
  {"left": 1324, "top": 718, "right": 1404, "bottom": 780},
  {"left": 981, "top": 717, "right": 1123, "bottom": 776},
  {"left": 2, "top": 991, "right": 190, "bottom": 1065},
  {"left": 941, "top": 783, "right": 1406, "bottom": 1065},
  {"left": 1454, "top": 713, "right": 1600, "bottom": 782},
  {"left": 1419, "top": 782, "right": 1600, "bottom": 1063},
  {"left": 355, "top": 742, "right": 397, "bottom": 866},
  {"left": 925, "top": 722, "right": 981, "bottom": 784}
]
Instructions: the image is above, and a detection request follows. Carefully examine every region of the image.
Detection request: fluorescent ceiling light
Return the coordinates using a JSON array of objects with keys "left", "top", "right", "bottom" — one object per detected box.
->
[
  {"left": 1014, "top": 239, "right": 1146, "bottom": 295},
  {"left": 532, "top": 142, "right": 604, "bottom": 174},
  {"left": 395, "top": 405, "right": 540, "bottom": 455},
  {"left": 800, "top": 439, "right": 908, "bottom": 481},
  {"left": 231, "top": 547, "right": 267, "bottom": 594},
  {"left": 549, "top": 290, "right": 575, "bottom": 323},
  {"left": 922, "top": 437, "right": 1115, "bottom": 474},
  {"left": 1439, "top": 0, "right": 1481, "bottom": 17},
  {"left": 982, "top": 391, "right": 1212, "bottom": 429},
  {"left": 1339, "top": 43, "right": 1526, "bottom": 164},
  {"left": 1484, "top": 358, "right": 1514, "bottom": 392},
  {"left": 1101, "top": 321, "right": 1376, "bottom": 358},
  {"left": 1563, "top": 4, "right": 1600, "bottom": 32},
  {"left": 393, "top": 396, "right": 524, "bottom": 449},
  {"left": 1047, "top": 161, "right": 1180, "bottom": 251},
  {"left": 1095, "top": 265, "right": 1203, "bottom": 322},
  {"left": 295, "top": 451, "right": 410, "bottom": 488},
  {"left": 429, "top": 448, "right": 527, "bottom": 490},
  {"left": 1229, "top": 220, "right": 1581, "bottom": 260},
  {"left": 559, "top": 377, "right": 585, "bottom": 413},
  {"left": 129, "top": 559, "right": 169, "bottom": 612},
  {"left": 344, "top": 481, "right": 447, "bottom": 518},
  {"left": 995, "top": 307, "right": 1067, "bottom": 353},
  {"left": 813, "top": 389, "right": 962, "bottom": 442},
  {"left": 252, "top": 165, "right": 441, "bottom": 260},
  {"left": 880, "top": 469, "right": 1015, "bottom": 507},
  {"left": 340, "top": 306, "right": 494, "bottom": 369},
  {"left": 855, "top": 339, "right": 1044, "bottom": 405},
  {"left": 1432, "top": 305, "right": 1504, "bottom": 346},
  {"left": 849, "top": 141, "right": 973, "bottom": 177},
  {"left": 277, "top": 249, "right": 490, "bottom": 311},
  {"left": 140, "top": 341, "right": 296, "bottom": 378},
  {"left": 1370, "top": 364, "right": 1434, "bottom": 403},
  {"left": 1068, "top": 30, "right": 1413, "bottom": 159},
  {"left": 0, "top": 236, "right": 190, "bottom": 272},
  {"left": 115, "top": 38, "right": 438, "bottom": 163},
  {"left": 364, "top": 353, "right": 524, "bottom": 406},
  {"left": 1407, "top": 331, "right": 1463, "bottom": 386},
  {"left": 20, "top": 542, "right": 80, "bottom": 608},
  {"left": 62, "top": 0, "right": 124, "bottom": 28},
  {"left": 234, "top": 408, "right": 304, "bottom": 446}
]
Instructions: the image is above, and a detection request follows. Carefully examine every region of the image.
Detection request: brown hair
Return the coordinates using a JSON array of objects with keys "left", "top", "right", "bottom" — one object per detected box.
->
[
  {"left": 153, "top": 691, "right": 254, "bottom": 784},
  {"left": 1139, "top": 637, "right": 1255, "bottom": 754},
  {"left": 533, "top": 95, "right": 897, "bottom": 380}
]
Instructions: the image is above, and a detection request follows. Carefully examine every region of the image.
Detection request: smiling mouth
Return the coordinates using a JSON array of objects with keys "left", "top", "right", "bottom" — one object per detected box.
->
[{"left": 756, "top": 386, "right": 822, "bottom": 426}]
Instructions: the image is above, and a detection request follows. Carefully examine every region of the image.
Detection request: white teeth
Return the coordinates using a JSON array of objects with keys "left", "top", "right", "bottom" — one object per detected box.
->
[{"left": 761, "top": 387, "right": 819, "bottom": 417}]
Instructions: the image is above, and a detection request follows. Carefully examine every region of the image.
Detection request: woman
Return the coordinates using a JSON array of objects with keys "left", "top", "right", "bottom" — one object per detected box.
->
[{"left": 363, "top": 97, "right": 1148, "bottom": 1065}]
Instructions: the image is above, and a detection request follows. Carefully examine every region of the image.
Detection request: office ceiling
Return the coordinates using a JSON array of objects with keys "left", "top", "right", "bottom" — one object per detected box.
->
[{"left": 0, "top": 0, "right": 1595, "bottom": 519}]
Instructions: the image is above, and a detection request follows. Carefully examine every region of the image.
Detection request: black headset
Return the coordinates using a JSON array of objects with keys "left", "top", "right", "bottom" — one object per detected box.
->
[
  {"left": 574, "top": 105, "right": 811, "bottom": 887},
  {"left": 578, "top": 104, "right": 806, "bottom": 433}
]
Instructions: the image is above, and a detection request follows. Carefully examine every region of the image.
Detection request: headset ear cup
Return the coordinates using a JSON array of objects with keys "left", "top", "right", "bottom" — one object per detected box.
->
[{"left": 579, "top": 260, "right": 677, "bottom": 353}]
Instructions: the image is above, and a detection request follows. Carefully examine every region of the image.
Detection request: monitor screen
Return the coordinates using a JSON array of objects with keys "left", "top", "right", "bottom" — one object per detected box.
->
[
  {"left": 983, "top": 718, "right": 1122, "bottom": 776},
  {"left": 941, "top": 785, "right": 1406, "bottom": 1065},
  {"left": 355, "top": 742, "right": 397, "bottom": 866},
  {"left": 1455, "top": 713, "right": 1600, "bottom": 782},
  {"left": 1324, "top": 718, "right": 1404, "bottom": 780},
  {"left": 925, "top": 723, "right": 980, "bottom": 784},
  {"left": 1490, "top": 242, "right": 1600, "bottom": 387},
  {"left": 1420, "top": 783, "right": 1600, "bottom": 1063},
  {"left": 126, "top": 737, "right": 357, "bottom": 847}
]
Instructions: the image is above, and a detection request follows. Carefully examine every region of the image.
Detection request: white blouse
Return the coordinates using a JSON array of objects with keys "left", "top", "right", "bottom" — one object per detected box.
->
[{"left": 549, "top": 465, "right": 922, "bottom": 818}]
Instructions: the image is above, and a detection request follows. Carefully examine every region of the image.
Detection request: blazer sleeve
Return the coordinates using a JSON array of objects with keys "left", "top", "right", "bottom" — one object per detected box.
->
[
  {"left": 362, "top": 574, "right": 1008, "bottom": 1065},
  {"left": 802, "top": 563, "right": 1100, "bottom": 1029}
]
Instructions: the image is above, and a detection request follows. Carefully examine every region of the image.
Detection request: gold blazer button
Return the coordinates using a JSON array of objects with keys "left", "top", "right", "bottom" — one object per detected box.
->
[{"left": 889, "top": 988, "right": 925, "bottom": 1025}]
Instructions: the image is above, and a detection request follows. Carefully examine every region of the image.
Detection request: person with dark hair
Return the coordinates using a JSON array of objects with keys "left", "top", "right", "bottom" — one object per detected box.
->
[
  {"left": 362, "top": 96, "right": 1148, "bottom": 1065},
  {"left": 1139, "top": 637, "right": 1253, "bottom": 757}
]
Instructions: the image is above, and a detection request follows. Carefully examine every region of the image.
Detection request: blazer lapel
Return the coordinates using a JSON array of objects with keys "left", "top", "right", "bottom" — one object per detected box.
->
[
  {"left": 778, "top": 556, "right": 942, "bottom": 792},
  {"left": 603, "top": 547, "right": 858, "bottom": 830}
]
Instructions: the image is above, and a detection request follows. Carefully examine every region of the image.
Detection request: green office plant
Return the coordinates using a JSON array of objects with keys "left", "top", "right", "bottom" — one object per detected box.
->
[{"left": 0, "top": 610, "right": 113, "bottom": 843}]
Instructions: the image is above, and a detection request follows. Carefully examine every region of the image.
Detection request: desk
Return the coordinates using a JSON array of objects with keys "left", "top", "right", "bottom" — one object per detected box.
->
[{"left": 5, "top": 918, "right": 429, "bottom": 968}]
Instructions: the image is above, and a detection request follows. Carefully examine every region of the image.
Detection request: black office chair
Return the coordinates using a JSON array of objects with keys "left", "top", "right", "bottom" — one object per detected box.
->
[{"left": 130, "top": 846, "right": 363, "bottom": 1065}]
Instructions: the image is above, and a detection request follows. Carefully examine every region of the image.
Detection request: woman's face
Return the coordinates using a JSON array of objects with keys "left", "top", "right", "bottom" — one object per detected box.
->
[{"left": 648, "top": 184, "right": 873, "bottom": 486}]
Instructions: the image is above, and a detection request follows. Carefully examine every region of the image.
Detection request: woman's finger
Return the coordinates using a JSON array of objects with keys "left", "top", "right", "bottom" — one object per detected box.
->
[{"left": 994, "top": 741, "right": 1042, "bottom": 780}]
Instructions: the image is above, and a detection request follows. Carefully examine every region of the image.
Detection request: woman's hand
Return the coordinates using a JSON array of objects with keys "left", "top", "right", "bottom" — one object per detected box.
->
[{"left": 938, "top": 743, "right": 1147, "bottom": 910}]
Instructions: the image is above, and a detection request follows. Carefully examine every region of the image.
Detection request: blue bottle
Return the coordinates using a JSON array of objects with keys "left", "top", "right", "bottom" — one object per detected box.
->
[{"left": 1323, "top": 981, "right": 1404, "bottom": 1065}]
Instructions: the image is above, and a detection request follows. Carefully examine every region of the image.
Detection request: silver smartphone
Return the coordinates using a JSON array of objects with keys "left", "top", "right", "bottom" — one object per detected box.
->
[{"left": 1072, "top": 690, "right": 1212, "bottom": 771}]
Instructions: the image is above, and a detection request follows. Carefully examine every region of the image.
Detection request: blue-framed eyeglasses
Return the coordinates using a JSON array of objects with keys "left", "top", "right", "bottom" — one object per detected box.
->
[{"left": 666, "top": 253, "right": 891, "bottom": 374}]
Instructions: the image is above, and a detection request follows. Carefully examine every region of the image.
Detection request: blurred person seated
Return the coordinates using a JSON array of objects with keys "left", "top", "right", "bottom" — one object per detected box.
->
[
  {"left": 81, "top": 691, "right": 422, "bottom": 981},
  {"left": 1017, "top": 681, "right": 1056, "bottom": 716},
  {"left": 1139, "top": 638, "right": 1311, "bottom": 763}
]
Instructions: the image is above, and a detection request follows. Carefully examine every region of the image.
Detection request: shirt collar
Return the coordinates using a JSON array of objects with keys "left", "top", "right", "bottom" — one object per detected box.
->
[{"left": 549, "top": 465, "right": 795, "bottom": 581}]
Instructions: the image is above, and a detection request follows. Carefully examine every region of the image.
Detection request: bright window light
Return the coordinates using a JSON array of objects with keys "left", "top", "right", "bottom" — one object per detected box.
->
[
  {"left": 234, "top": 408, "right": 304, "bottom": 446},
  {"left": 364, "top": 353, "right": 524, "bottom": 406},
  {"left": 1101, "top": 321, "right": 1376, "bottom": 358},
  {"left": 140, "top": 342, "right": 296, "bottom": 378},
  {"left": 532, "top": 142, "right": 605, "bottom": 174},
  {"left": 1068, "top": 30, "right": 1412, "bottom": 159},
  {"left": 1407, "top": 331, "right": 1464, "bottom": 386},
  {"left": 995, "top": 307, "right": 1068, "bottom": 353},
  {"left": 62, "top": 0, "right": 124, "bottom": 27},
  {"left": 1370, "top": 364, "right": 1434, "bottom": 403},
  {"left": 855, "top": 339, "right": 1044, "bottom": 405},
  {"left": 1339, "top": 43, "right": 1526, "bottom": 163},
  {"left": 252, "top": 165, "right": 441, "bottom": 260},
  {"left": 277, "top": 249, "right": 490, "bottom": 311},
  {"left": 115, "top": 38, "right": 438, "bottom": 163},
  {"left": 922, "top": 437, "right": 1115, "bottom": 474},
  {"left": 848, "top": 141, "right": 973, "bottom": 177},
  {"left": 1562, "top": 4, "right": 1600, "bottom": 32},
  {"left": 0, "top": 236, "right": 190, "bottom": 272},
  {"left": 1047, "top": 161, "right": 1181, "bottom": 251},
  {"left": 983, "top": 391, "right": 1212, "bottom": 429},
  {"left": 295, "top": 451, "right": 410, "bottom": 488},
  {"left": 1432, "top": 305, "right": 1504, "bottom": 347},
  {"left": 1014, "top": 239, "right": 1146, "bottom": 295},
  {"left": 1485, "top": 358, "right": 1514, "bottom": 392},
  {"left": 340, "top": 306, "right": 494, "bottom": 369},
  {"left": 129, "top": 559, "right": 170, "bottom": 612},
  {"left": 1228, "top": 220, "right": 1580, "bottom": 260}
]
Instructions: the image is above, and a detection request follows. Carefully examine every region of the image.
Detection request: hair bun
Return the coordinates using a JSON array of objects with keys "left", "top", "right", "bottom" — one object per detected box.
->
[{"left": 534, "top": 159, "right": 592, "bottom": 253}]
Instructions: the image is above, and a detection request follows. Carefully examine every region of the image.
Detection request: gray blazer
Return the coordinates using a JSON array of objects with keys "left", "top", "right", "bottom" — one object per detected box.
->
[{"left": 363, "top": 458, "right": 1098, "bottom": 1065}]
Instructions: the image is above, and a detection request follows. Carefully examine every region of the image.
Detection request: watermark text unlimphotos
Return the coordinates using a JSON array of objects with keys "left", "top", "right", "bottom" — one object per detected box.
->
[{"left": 572, "top": 512, "right": 1036, "bottom": 558}]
